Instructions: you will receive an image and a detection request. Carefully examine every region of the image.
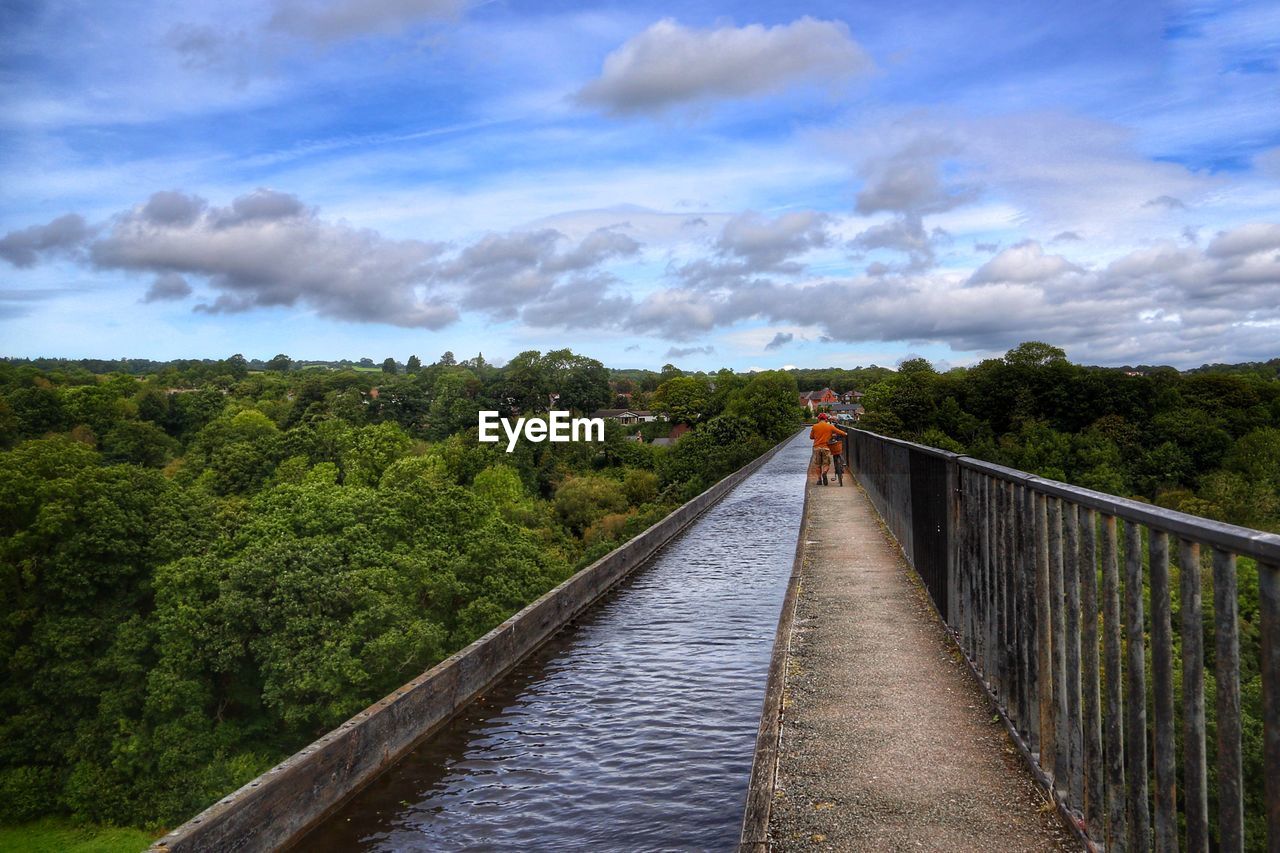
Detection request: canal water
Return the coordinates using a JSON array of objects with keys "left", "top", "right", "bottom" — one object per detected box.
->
[{"left": 301, "top": 433, "right": 809, "bottom": 851}]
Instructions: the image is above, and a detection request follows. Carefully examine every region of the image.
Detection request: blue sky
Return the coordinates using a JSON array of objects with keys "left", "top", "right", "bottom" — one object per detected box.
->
[{"left": 2, "top": 0, "right": 1278, "bottom": 370}]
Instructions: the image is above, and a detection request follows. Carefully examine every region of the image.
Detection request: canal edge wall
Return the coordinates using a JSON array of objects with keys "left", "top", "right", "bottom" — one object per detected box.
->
[
  {"left": 150, "top": 431, "right": 802, "bottom": 853},
  {"left": 739, "top": 466, "right": 811, "bottom": 851}
]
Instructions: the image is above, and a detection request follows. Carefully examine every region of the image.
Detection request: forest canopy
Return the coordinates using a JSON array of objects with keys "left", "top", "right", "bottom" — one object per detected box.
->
[{"left": 0, "top": 351, "right": 798, "bottom": 831}]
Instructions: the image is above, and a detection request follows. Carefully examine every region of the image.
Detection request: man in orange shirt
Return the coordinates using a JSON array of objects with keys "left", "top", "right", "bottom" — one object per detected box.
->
[{"left": 809, "top": 413, "right": 846, "bottom": 486}]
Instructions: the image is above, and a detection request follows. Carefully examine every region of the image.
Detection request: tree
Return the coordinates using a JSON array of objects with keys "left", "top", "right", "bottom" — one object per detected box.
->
[
  {"left": 405, "top": 355, "right": 422, "bottom": 374},
  {"left": 265, "top": 354, "right": 292, "bottom": 372},
  {"left": 1004, "top": 341, "right": 1067, "bottom": 368},
  {"left": 102, "top": 420, "right": 178, "bottom": 467},
  {"left": 723, "top": 370, "right": 800, "bottom": 441},
  {"left": 651, "top": 376, "right": 710, "bottom": 424},
  {"left": 225, "top": 354, "right": 249, "bottom": 380},
  {"left": 553, "top": 475, "right": 629, "bottom": 534},
  {"left": 660, "top": 363, "right": 683, "bottom": 381},
  {"left": 438, "top": 351, "right": 456, "bottom": 366},
  {"left": 545, "top": 350, "right": 611, "bottom": 413},
  {"left": 381, "top": 357, "right": 398, "bottom": 375}
]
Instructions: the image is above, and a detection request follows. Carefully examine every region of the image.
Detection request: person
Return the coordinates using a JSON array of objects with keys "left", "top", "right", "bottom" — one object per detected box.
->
[
  {"left": 809, "top": 413, "right": 847, "bottom": 486},
  {"left": 828, "top": 429, "right": 847, "bottom": 486}
]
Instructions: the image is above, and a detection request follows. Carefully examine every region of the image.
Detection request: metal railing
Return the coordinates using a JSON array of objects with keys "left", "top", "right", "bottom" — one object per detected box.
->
[{"left": 845, "top": 429, "right": 1280, "bottom": 852}]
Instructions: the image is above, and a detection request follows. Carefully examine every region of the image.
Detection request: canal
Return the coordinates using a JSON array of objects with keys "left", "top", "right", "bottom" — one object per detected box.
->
[{"left": 300, "top": 433, "right": 809, "bottom": 851}]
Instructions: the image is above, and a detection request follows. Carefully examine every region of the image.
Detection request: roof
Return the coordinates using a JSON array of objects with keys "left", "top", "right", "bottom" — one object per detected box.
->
[{"left": 590, "top": 409, "right": 654, "bottom": 418}]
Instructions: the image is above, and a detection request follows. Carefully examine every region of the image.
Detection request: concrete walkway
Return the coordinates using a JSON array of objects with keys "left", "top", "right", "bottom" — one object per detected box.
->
[{"left": 767, "top": 477, "right": 1081, "bottom": 852}]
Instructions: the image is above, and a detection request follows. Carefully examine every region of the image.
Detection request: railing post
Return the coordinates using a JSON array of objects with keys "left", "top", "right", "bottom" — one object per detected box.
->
[
  {"left": 1260, "top": 561, "right": 1280, "bottom": 853},
  {"left": 1037, "top": 493, "right": 1055, "bottom": 779},
  {"left": 1124, "top": 520, "right": 1150, "bottom": 852},
  {"left": 1050, "top": 497, "right": 1068, "bottom": 794},
  {"left": 1179, "top": 540, "right": 1208, "bottom": 853},
  {"left": 1102, "top": 514, "right": 1127, "bottom": 851},
  {"left": 1213, "top": 549, "right": 1243, "bottom": 852},
  {"left": 1063, "top": 502, "right": 1084, "bottom": 808},
  {"left": 1023, "top": 484, "right": 1040, "bottom": 754},
  {"left": 947, "top": 457, "right": 961, "bottom": 634},
  {"left": 1149, "top": 530, "right": 1177, "bottom": 853},
  {"left": 1080, "top": 507, "right": 1104, "bottom": 841}
]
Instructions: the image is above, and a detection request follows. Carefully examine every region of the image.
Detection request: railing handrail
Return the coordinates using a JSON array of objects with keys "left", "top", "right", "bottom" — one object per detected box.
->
[{"left": 849, "top": 428, "right": 1280, "bottom": 563}]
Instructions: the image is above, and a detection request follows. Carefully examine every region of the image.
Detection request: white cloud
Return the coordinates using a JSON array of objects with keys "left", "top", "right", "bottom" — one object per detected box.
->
[
  {"left": 268, "top": 0, "right": 466, "bottom": 41},
  {"left": 576, "top": 17, "right": 872, "bottom": 115},
  {"left": 969, "top": 241, "right": 1081, "bottom": 284}
]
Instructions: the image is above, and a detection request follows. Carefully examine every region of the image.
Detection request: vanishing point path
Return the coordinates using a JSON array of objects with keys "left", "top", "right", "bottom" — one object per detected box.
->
[{"left": 767, "top": 474, "right": 1082, "bottom": 851}]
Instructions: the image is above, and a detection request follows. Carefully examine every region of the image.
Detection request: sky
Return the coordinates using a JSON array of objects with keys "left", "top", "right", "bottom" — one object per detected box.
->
[{"left": 1, "top": 0, "right": 1278, "bottom": 371}]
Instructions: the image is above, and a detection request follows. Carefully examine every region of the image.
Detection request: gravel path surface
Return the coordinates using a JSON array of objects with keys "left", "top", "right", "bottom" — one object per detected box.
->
[{"left": 768, "top": 477, "right": 1082, "bottom": 852}]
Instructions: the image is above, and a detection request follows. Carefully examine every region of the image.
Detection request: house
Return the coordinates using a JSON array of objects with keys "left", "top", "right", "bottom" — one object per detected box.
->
[
  {"left": 840, "top": 390, "right": 864, "bottom": 404},
  {"left": 648, "top": 423, "right": 689, "bottom": 447},
  {"left": 828, "top": 403, "right": 864, "bottom": 422},
  {"left": 590, "top": 408, "right": 661, "bottom": 425},
  {"left": 798, "top": 388, "right": 839, "bottom": 412}
]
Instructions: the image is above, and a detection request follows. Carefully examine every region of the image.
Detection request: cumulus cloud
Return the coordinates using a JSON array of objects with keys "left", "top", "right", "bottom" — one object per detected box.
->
[
  {"left": 1205, "top": 222, "right": 1280, "bottom": 258},
  {"left": 437, "top": 227, "right": 641, "bottom": 320},
  {"left": 855, "top": 134, "right": 977, "bottom": 217},
  {"left": 576, "top": 17, "right": 872, "bottom": 115},
  {"left": 675, "top": 210, "right": 829, "bottom": 287},
  {"left": 849, "top": 214, "right": 944, "bottom": 272},
  {"left": 764, "top": 331, "right": 793, "bottom": 350},
  {"left": 969, "top": 241, "right": 1082, "bottom": 284},
  {"left": 143, "top": 273, "right": 194, "bottom": 302},
  {"left": 520, "top": 275, "right": 634, "bottom": 329},
  {"left": 269, "top": 0, "right": 467, "bottom": 41},
  {"left": 664, "top": 344, "right": 715, "bottom": 358},
  {"left": 609, "top": 220, "right": 1280, "bottom": 365},
  {"left": 0, "top": 189, "right": 457, "bottom": 329},
  {"left": 0, "top": 214, "right": 92, "bottom": 267},
  {"left": 0, "top": 190, "right": 655, "bottom": 333}
]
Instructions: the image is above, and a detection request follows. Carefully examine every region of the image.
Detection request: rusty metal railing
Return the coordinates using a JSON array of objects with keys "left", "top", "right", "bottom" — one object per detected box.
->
[{"left": 845, "top": 429, "right": 1280, "bottom": 852}]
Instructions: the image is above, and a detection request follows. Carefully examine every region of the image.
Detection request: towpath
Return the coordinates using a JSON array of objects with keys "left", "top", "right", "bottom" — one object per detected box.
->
[{"left": 767, "top": 475, "right": 1082, "bottom": 851}]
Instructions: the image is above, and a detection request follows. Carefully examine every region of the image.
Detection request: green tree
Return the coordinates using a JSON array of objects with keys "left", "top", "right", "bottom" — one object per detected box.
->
[
  {"left": 723, "top": 370, "right": 799, "bottom": 441},
  {"left": 651, "top": 376, "right": 710, "bottom": 424},
  {"left": 1003, "top": 340, "right": 1067, "bottom": 368},
  {"left": 265, "top": 354, "right": 292, "bottom": 372},
  {"left": 406, "top": 355, "right": 422, "bottom": 374},
  {"left": 381, "top": 357, "right": 398, "bottom": 374},
  {"left": 102, "top": 420, "right": 179, "bottom": 467},
  {"left": 553, "top": 475, "right": 629, "bottom": 534}
]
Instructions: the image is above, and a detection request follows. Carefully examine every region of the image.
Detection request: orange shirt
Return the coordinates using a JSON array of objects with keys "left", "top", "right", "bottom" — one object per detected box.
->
[{"left": 810, "top": 421, "right": 846, "bottom": 449}]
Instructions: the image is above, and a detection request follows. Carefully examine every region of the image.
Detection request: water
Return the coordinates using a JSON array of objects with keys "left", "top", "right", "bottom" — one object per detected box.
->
[{"left": 300, "top": 434, "right": 809, "bottom": 851}]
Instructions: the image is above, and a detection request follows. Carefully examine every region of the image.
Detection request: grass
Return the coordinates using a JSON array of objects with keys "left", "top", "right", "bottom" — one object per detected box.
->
[{"left": 0, "top": 818, "right": 158, "bottom": 853}]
